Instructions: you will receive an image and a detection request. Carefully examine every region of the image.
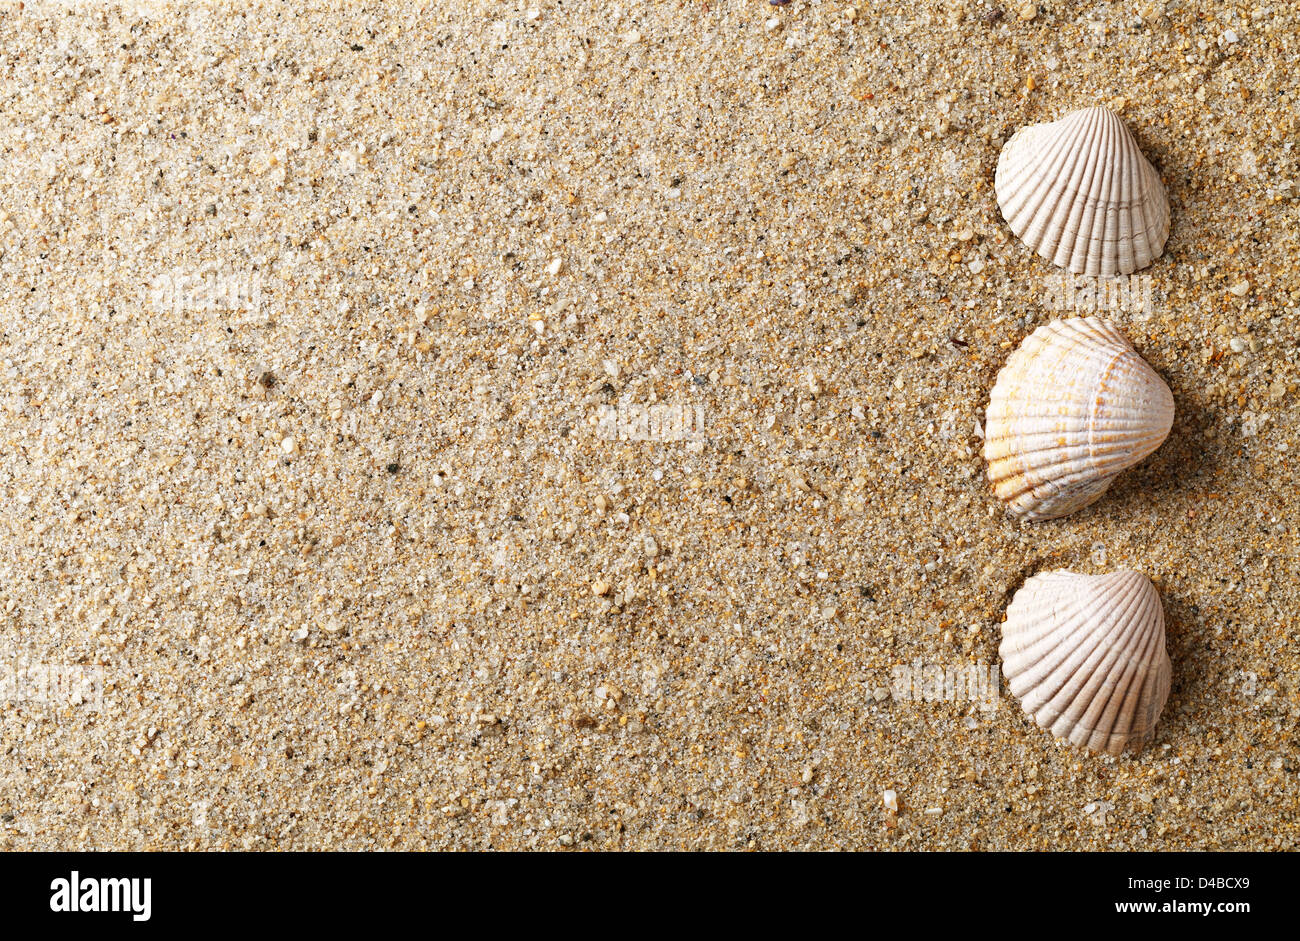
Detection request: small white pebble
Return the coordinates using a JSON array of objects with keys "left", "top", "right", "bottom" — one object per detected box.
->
[
  {"left": 546, "top": 257, "right": 563, "bottom": 276},
  {"left": 1229, "top": 279, "right": 1250, "bottom": 296},
  {"left": 883, "top": 789, "right": 899, "bottom": 812},
  {"left": 280, "top": 436, "right": 298, "bottom": 454}
]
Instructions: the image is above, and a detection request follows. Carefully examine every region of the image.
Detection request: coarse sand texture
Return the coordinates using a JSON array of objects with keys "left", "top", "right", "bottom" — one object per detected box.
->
[{"left": 0, "top": 2, "right": 1295, "bottom": 850}]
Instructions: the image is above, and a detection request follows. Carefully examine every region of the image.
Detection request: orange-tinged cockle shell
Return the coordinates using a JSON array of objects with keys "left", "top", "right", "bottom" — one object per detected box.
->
[{"left": 983, "top": 317, "right": 1174, "bottom": 521}]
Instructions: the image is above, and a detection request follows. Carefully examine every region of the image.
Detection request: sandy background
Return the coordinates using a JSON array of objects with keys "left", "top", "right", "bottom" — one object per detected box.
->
[{"left": 0, "top": 0, "right": 1296, "bottom": 850}]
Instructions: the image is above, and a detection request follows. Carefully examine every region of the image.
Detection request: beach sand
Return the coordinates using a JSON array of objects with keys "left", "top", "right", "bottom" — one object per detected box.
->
[{"left": 0, "top": 0, "right": 1296, "bottom": 849}]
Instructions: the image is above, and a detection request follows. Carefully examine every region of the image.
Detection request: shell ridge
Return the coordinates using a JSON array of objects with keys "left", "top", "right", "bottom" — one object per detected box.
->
[
  {"left": 1052, "top": 108, "right": 1109, "bottom": 271},
  {"left": 1120, "top": 607, "right": 1168, "bottom": 742},
  {"left": 1088, "top": 348, "right": 1129, "bottom": 467},
  {"left": 1091, "top": 598, "right": 1166, "bottom": 752},
  {"left": 1073, "top": 108, "right": 1118, "bottom": 273}
]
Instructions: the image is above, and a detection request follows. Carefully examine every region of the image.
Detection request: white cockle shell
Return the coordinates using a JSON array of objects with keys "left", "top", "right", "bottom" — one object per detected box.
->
[
  {"left": 984, "top": 317, "right": 1174, "bottom": 521},
  {"left": 995, "top": 106, "right": 1169, "bottom": 276},
  {"left": 1000, "top": 569, "right": 1171, "bottom": 757}
]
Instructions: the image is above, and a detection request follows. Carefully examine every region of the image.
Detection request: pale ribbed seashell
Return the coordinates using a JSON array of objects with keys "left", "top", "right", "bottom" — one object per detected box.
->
[
  {"left": 1000, "top": 569, "right": 1171, "bottom": 757},
  {"left": 995, "top": 106, "right": 1169, "bottom": 276},
  {"left": 984, "top": 317, "right": 1174, "bottom": 521}
]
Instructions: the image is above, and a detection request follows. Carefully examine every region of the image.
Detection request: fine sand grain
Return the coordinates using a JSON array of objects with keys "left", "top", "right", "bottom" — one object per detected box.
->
[{"left": 0, "top": 0, "right": 1296, "bottom": 850}]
